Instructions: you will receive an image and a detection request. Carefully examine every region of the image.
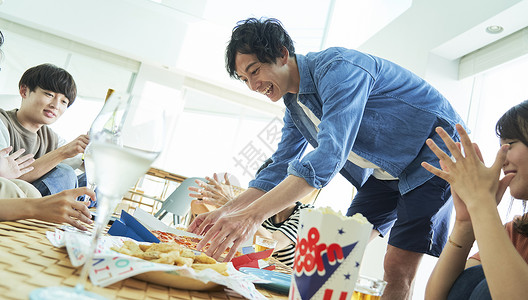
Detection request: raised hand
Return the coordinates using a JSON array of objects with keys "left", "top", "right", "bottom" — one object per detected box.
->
[
  {"left": 0, "top": 146, "right": 35, "bottom": 179},
  {"left": 215, "top": 172, "right": 231, "bottom": 186},
  {"left": 421, "top": 125, "right": 513, "bottom": 210},
  {"left": 188, "top": 173, "right": 236, "bottom": 207}
]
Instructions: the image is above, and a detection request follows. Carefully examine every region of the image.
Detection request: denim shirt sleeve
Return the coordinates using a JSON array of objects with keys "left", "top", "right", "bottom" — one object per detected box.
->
[
  {"left": 249, "top": 110, "right": 309, "bottom": 192},
  {"left": 288, "top": 59, "right": 376, "bottom": 188}
]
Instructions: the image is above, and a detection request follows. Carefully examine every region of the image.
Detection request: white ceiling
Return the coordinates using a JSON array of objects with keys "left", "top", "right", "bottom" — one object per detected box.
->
[
  {"left": 1, "top": 0, "right": 528, "bottom": 108},
  {"left": 0, "top": 0, "right": 412, "bottom": 73},
  {"left": 200, "top": 0, "right": 333, "bottom": 54},
  {"left": 431, "top": 0, "right": 528, "bottom": 60},
  {"left": 358, "top": 0, "right": 528, "bottom": 75},
  {"left": 139, "top": 0, "right": 528, "bottom": 66}
]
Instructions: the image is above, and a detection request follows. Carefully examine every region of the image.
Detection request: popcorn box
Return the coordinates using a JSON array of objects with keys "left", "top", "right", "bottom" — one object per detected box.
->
[{"left": 289, "top": 208, "right": 373, "bottom": 300}]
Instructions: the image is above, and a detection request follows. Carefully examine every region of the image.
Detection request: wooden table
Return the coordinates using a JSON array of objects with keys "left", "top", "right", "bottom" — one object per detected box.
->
[{"left": 0, "top": 219, "right": 289, "bottom": 300}]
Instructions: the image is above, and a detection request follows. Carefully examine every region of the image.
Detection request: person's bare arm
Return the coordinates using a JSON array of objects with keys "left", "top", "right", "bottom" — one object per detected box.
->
[
  {"left": 18, "top": 134, "right": 89, "bottom": 182},
  {"left": 425, "top": 220, "right": 475, "bottom": 300},
  {"left": 469, "top": 199, "right": 528, "bottom": 299},
  {"left": 0, "top": 187, "right": 94, "bottom": 231}
]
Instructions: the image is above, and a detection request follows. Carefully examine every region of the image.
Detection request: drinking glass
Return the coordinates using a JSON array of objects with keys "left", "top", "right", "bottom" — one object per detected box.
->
[
  {"left": 254, "top": 236, "right": 278, "bottom": 252},
  {"left": 352, "top": 275, "right": 387, "bottom": 300},
  {"left": 254, "top": 236, "right": 278, "bottom": 260},
  {"left": 83, "top": 142, "right": 96, "bottom": 201},
  {"left": 30, "top": 93, "right": 166, "bottom": 299}
]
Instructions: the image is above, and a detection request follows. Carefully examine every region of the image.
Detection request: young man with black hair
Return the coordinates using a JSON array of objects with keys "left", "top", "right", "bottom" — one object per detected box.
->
[
  {"left": 0, "top": 30, "right": 94, "bottom": 230},
  {"left": 0, "top": 63, "right": 89, "bottom": 198},
  {"left": 189, "top": 18, "right": 466, "bottom": 299}
]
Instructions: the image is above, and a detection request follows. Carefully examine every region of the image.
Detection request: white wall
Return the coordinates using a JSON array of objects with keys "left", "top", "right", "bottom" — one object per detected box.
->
[
  {"left": 359, "top": 0, "right": 526, "bottom": 77},
  {"left": 423, "top": 54, "right": 475, "bottom": 119},
  {"left": 353, "top": 1, "right": 528, "bottom": 298}
]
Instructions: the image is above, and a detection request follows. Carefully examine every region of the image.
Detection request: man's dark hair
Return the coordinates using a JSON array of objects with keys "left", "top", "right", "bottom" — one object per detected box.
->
[
  {"left": 225, "top": 17, "right": 295, "bottom": 79},
  {"left": 19, "top": 63, "right": 77, "bottom": 107}
]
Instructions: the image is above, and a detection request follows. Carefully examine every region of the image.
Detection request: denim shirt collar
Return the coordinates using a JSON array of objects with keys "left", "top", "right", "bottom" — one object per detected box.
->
[
  {"left": 284, "top": 54, "right": 322, "bottom": 117},
  {"left": 296, "top": 54, "right": 317, "bottom": 95},
  {"left": 283, "top": 54, "right": 320, "bottom": 149}
]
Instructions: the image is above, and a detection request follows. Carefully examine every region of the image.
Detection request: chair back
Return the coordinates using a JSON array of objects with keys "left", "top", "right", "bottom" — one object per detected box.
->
[{"left": 154, "top": 177, "right": 206, "bottom": 224}]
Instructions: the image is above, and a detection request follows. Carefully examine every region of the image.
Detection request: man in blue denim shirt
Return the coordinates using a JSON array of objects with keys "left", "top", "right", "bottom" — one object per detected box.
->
[{"left": 189, "top": 18, "right": 465, "bottom": 299}]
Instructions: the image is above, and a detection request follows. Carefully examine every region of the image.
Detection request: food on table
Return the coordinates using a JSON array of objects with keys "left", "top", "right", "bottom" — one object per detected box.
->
[
  {"left": 151, "top": 230, "right": 243, "bottom": 257},
  {"left": 111, "top": 240, "right": 228, "bottom": 275},
  {"left": 152, "top": 230, "right": 202, "bottom": 248}
]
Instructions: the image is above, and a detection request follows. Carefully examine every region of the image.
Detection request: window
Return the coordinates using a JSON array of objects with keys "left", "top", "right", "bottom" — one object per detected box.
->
[
  {"left": 162, "top": 88, "right": 279, "bottom": 187},
  {"left": 467, "top": 54, "right": 528, "bottom": 222}
]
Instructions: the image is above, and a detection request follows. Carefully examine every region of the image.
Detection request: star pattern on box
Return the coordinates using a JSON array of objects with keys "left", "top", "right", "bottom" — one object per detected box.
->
[
  {"left": 291, "top": 210, "right": 373, "bottom": 300},
  {"left": 293, "top": 224, "right": 361, "bottom": 300}
]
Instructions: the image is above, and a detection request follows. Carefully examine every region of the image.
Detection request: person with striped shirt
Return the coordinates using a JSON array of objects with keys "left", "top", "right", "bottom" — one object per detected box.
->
[{"left": 260, "top": 200, "right": 312, "bottom": 266}]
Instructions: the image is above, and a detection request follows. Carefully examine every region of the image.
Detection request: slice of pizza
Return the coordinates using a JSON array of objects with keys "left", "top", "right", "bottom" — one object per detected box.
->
[{"left": 150, "top": 230, "right": 242, "bottom": 258}]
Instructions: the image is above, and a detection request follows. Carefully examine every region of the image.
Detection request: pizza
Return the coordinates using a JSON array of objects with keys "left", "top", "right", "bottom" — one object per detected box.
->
[
  {"left": 151, "top": 230, "right": 242, "bottom": 257},
  {"left": 152, "top": 230, "right": 201, "bottom": 249}
]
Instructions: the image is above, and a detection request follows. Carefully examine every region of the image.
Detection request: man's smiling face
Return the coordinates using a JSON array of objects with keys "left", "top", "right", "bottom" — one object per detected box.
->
[
  {"left": 234, "top": 52, "right": 290, "bottom": 102},
  {"left": 19, "top": 86, "right": 69, "bottom": 131}
]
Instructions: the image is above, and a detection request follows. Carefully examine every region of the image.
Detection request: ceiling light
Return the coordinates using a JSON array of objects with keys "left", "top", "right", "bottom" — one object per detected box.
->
[{"left": 486, "top": 25, "right": 504, "bottom": 34}]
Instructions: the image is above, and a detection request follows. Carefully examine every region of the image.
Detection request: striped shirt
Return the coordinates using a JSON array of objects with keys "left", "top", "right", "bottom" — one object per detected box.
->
[{"left": 261, "top": 202, "right": 313, "bottom": 267}]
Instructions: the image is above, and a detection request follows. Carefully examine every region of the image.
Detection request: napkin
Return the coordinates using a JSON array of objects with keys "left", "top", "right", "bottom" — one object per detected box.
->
[
  {"left": 231, "top": 248, "right": 276, "bottom": 271},
  {"left": 107, "top": 210, "right": 160, "bottom": 243}
]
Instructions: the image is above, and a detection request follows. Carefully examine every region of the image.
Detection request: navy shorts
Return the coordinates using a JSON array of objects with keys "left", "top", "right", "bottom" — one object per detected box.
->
[{"left": 346, "top": 175, "right": 452, "bottom": 257}]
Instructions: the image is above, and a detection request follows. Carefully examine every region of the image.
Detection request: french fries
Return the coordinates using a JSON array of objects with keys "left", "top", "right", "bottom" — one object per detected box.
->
[{"left": 111, "top": 241, "right": 228, "bottom": 276}]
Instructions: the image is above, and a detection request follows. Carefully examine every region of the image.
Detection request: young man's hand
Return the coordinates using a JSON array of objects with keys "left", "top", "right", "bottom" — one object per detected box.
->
[
  {"left": 60, "top": 134, "right": 89, "bottom": 158},
  {"left": 0, "top": 146, "right": 35, "bottom": 179}
]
